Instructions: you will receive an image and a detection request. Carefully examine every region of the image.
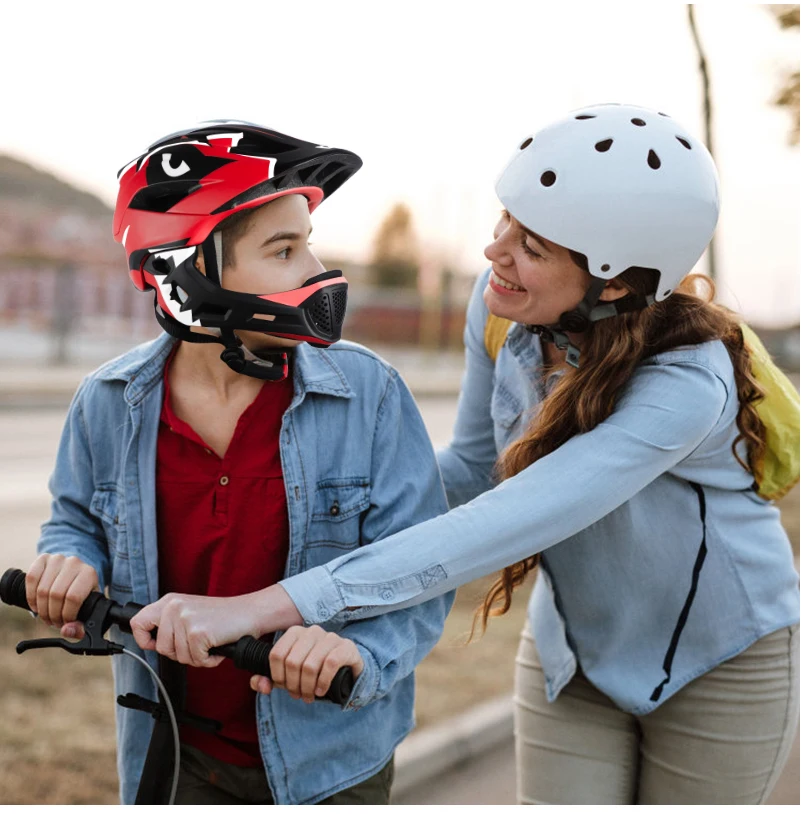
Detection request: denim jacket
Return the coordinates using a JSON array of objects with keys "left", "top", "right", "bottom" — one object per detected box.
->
[
  {"left": 282, "top": 267, "right": 800, "bottom": 716},
  {"left": 37, "top": 332, "right": 453, "bottom": 805}
]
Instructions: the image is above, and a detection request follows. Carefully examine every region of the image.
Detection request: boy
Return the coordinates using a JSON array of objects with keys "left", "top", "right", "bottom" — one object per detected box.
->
[{"left": 26, "top": 121, "right": 453, "bottom": 804}]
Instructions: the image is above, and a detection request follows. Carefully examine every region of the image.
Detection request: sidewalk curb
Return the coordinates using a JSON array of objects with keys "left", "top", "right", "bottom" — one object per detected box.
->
[{"left": 393, "top": 694, "right": 514, "bottom": 797}]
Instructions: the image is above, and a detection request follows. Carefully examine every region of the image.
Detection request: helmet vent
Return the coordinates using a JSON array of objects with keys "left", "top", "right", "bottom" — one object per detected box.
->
[
  {"left": 658, "top": 112, "right": 670, "bottom": 117},
  {"left": 297, "top": 165, "right": 319, "bottom": 184},
  {"left": 676, "top": 137, "right": 692, "bottom": 150},
  {"left": 631, "top": 118, "right": 646, "bottom": 127},
  {"left": 520, "top": 137, "right": 533, "bottom": 150},
  {"left": 310, "top": 296, "right": 333, "bottom": 334},
  {"left": 601, "top": 264, "right": 610, "bottom": 272},
  {"left": 540, "top": 171, "right": 557, "bottom": 187},
  {"left": 332, "top": 290, "right": 347, "bottom": 325},
  {"left": 575, "top": 114, "right": 596, "bottom": 120},
  {"left": 595, "top": 139, "right": 613, "bottom": 153},
  {"left": 647, "top": 150, "right": 662, "bottom": 169}
]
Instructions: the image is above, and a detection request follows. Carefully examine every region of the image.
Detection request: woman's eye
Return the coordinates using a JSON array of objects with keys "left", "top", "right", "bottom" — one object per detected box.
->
[
  {"left": 521, "top": 238, "right": 541, "bottom": 259},
  {"left": 276, "top": 247, "right": 290, "bottom": 259}
]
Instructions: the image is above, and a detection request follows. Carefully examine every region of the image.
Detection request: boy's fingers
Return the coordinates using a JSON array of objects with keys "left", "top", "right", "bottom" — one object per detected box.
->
[
  {"left": 25, "top": 555, "right": 51, "bottom": 614},
  {"left": 300, "top": 637, "right": 340, "bottom": 702},
  {"left": 61, "top": 567, "right": 98, "bottom": 625},
  {"left": 268, "top": 627, "right": 302, "bottom": 691},
  {"left": 35, "top": 557, "right": 64, "bottom": 626},
  {"left": 250, "top": 675, "right": 273, "bottom": 695},
  {"left": 316, "top": 642, "right": 364, "bottom": 698},
  {"left": 278, "top": 629, "right": 324, "bottom": 699},
  {"left": 61, "top": 622, "right": 85, "bottom": 639}
]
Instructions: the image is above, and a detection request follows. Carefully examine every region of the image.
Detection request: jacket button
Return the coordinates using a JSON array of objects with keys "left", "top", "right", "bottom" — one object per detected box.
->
[
  {"left": 220, "top": 476, "right": 230, "bottom": 486},
  {"left": 329, "top": 501, "right": 340, "bottom": 516}
]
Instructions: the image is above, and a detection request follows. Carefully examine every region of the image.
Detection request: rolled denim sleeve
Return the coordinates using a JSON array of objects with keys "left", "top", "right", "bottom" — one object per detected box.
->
[
  {"left": 436, "top": 268, "right": 498, "bottom": 507},
  {"left": 304, "top": 368, "right": 454, "bottom": 709},
  {"left": 282, "top": 359, "right": 728, "bottom": 626},
  {"left": 37, "top": 378, "right": 110, "bottom": 590}
]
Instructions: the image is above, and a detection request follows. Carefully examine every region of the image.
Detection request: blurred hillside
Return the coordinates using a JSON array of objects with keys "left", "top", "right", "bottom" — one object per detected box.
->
[{"left": 0, "top": 155, "right": 112, "bottom": 217}]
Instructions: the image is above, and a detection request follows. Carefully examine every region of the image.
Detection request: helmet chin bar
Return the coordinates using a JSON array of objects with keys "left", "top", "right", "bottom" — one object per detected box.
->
[
  {"left": 142, "top": 243, "right": 348, "bottom": 348},
  {"left": 526, "top": 277, "right": 655, "bottom": 368},
  {"left": 144, "top": 240, "right": 348, "bottom": 380}
]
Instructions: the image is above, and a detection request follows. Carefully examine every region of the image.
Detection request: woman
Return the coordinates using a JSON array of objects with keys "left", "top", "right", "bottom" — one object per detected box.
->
[{"left": 132, "top": 104, "right": 800, "bottom": 805}]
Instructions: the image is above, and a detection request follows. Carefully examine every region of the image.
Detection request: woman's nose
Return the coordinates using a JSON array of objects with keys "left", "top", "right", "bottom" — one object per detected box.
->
[{"left": 484, "top": 234, "right": 511, "bottom": 266}]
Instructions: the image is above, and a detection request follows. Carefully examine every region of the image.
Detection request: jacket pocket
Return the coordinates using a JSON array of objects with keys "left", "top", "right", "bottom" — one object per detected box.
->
[
  {"left": 89, "top": 486, "right": 132, "bottom": 592},
  {"left": 490, "top": 381, "right": 524, "bottom": 431},
  {"left": 304, "top": 478, "right": 371, "bottom": 568}
]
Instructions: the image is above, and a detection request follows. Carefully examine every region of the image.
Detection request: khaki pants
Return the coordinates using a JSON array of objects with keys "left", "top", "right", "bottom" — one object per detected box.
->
[
  {"left": 173, "top": 744, "right": 395, "bottom": 805},
  {"left": 514, "top": 623, "right": 799, "bottom": 804}
]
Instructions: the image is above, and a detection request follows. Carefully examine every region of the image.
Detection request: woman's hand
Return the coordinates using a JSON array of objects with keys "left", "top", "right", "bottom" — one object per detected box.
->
[
  {"left": 129, "top": 584, "right": 304, "bottom": 667},
  {"left": 130, "top": 592, "right": 261, "bottom": 667},
  {"left": 250, "top": 625, "right": 364, "bottom": 703}
]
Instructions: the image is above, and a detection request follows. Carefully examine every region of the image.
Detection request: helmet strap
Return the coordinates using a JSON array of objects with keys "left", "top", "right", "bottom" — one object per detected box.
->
[
  {"left": 153, "top": 297, "right": 290, "bottom": 381},
  {"left": 201, "top": 234, "right": 221, "bottom": 286},
  {"left": 526, "top": 277, "right": 655, "bottom": 369}
]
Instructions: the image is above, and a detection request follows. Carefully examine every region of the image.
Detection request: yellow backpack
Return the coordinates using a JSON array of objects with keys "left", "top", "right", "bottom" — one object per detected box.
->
[{"left": 483, "top": 314, "right": 800, "bottom": 501}]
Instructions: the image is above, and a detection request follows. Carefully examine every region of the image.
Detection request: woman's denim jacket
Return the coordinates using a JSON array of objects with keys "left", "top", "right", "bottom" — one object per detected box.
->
[
  {"left": 37, "top": 333, "right": 453, "bottom": 805},
  {"left": 283, "top": 268, "right": 799, "bottom": 716}
]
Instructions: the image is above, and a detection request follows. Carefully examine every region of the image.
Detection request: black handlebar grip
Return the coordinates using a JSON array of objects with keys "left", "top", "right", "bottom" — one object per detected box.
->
[
  {"left": 0, "top": 568, "right": 118, "bottom": 628},
  {"left": 0, "top": 569, "right": 28, "bottom": 610},
  {"left": 2, "top": 569, "right": 354, "bottom": 705},
  {"left": 211, "top": 635, "right": 355, "bottom": 705}
]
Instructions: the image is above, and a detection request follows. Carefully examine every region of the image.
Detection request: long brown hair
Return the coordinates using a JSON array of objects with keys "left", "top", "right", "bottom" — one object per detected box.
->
[{"left": 472, "top": 262, "right": 767, "bottom": 636}]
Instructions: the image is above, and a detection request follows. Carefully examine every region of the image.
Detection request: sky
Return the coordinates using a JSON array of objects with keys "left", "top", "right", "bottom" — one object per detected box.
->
[{"left": 2, "top": 2, "right": 799, "bottom": 326}]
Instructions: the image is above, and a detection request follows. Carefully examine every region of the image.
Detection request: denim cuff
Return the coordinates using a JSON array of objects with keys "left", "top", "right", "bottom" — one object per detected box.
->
[
  {"left": 343, "top": 644, "right": 380, "bottom": 710},
  {"left": 280, "top": 566, "right": 344, "bottom": 625}
]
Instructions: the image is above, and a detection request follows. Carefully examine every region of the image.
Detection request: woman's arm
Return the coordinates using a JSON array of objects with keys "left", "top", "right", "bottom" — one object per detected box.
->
[
  {"left": 436, "top": 267, "right": 499, "bottom": 507},
  {"left": 279, "top": 358, "right": 729, "bottom": 627}
]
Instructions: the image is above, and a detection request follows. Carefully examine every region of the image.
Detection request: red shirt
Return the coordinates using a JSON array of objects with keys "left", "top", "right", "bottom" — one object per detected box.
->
[{"left": 156, "top": 350, "right": 294, "bottom": 766}]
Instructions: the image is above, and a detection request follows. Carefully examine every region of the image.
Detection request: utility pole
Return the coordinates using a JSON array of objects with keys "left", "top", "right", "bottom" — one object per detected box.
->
[{"left": 687, "top": 4, "right": 718, "bottom": 282}]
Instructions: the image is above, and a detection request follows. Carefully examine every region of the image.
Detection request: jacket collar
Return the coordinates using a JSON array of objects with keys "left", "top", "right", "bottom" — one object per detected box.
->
[{"left": 95, "top": 333, "right": 354, "bottom": 406}]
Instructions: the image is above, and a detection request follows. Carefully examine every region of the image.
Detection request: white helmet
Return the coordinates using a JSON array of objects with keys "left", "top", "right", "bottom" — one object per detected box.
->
[{"left": 496, "top": 103, "right": 720, "bottom": 304}]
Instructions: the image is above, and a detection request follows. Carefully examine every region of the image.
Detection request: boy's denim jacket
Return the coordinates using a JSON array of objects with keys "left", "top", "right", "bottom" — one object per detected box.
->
[
  {"left": 282, "top": 268, "right": 799, "bottom": 716},
  {"left": 37, "top": 333, "right": 454, "bottom": 805}
]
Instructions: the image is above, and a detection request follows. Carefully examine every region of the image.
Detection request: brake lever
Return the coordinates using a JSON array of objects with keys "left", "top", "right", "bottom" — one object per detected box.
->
[{"left": 16, "top": 591, "right": 124, "bottom": 657}]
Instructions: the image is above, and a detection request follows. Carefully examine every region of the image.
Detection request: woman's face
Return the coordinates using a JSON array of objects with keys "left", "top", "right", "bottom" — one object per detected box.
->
[{"left": 483, "top": 209, "right": 591, "bottom": 326}]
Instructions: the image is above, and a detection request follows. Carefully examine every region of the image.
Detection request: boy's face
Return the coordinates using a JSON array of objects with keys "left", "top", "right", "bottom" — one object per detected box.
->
[{"left": 198, "top": 194, "right": 325, "bottom": 350}]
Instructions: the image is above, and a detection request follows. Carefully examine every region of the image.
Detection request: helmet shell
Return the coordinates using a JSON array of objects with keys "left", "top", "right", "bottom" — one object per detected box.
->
[
  {"left": 113, "top": 120, "right": 362, "bottom": 290},
  {"left": 495, "top": 104, "right": 719, "bottom": 300}
]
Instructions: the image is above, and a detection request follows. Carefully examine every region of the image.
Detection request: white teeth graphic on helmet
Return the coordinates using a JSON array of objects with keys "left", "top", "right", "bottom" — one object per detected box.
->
[{"left": 491, "top": 271, "right": 525, "bottom": 291}]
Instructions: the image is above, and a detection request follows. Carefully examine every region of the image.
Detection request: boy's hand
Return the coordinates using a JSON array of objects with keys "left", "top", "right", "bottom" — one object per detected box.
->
[
  {"left": 25, "top": 553, "right": 99, "bottom": 639},
  {"left": 250, "top": 625, "right": 364, "bottom": 703}
]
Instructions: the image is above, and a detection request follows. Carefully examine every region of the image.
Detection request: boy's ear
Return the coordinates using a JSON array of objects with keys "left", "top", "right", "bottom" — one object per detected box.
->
[
  {"left": 194, "top": 247, "right": 207, "bottom": 277},
  {"left": 598, "top": 277, "right": 628, "bottom": 303}
]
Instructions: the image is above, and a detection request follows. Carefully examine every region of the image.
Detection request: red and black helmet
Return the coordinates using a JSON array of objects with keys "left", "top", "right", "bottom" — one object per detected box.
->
[{"left": 112, "top": 120, "right": 362, "bottom": 377}]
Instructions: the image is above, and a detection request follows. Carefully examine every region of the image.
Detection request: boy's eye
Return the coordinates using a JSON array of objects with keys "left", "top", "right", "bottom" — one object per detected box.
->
[{"left": 276, "top": 247, "right": 290, "bottom": 259}]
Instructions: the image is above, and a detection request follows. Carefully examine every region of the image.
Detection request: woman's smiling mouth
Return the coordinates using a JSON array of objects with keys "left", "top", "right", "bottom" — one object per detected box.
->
[{"left": 489, "top": 269, "right": 526, "bottom": 294}]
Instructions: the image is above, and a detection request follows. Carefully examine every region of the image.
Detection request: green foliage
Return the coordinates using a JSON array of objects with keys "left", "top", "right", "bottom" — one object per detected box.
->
[
  {"left": 369, "top": 203, "right": 419, "bottom": 289},
  {"left": 767, "top": 5, "right": 800, "bottom": 145}
]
